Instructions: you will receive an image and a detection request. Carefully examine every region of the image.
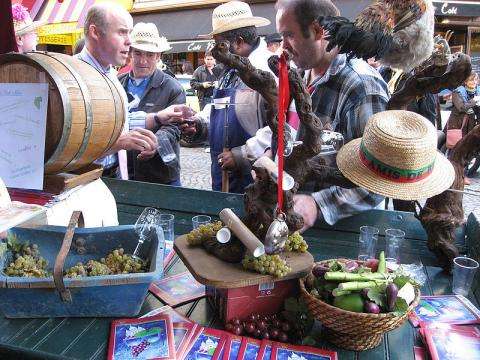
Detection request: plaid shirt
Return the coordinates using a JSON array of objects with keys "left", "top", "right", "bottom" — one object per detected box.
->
[{"left": 306, "top": 54, "right": 389, "bottom": 225}]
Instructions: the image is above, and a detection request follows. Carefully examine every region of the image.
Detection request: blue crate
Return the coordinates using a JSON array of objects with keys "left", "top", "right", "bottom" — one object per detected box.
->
[{"left": 0, "top": 225, "right": 164, "bottom": 318}]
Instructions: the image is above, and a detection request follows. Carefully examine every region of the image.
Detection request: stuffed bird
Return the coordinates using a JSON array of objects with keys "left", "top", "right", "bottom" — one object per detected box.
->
[{"left": 318, "top": 0, "right": 435, "bottom": 72}]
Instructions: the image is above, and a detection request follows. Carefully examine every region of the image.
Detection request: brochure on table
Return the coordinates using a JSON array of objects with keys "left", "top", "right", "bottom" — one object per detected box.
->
[{"left": 0, "top": 83, "right": 48, "bottom": 190}]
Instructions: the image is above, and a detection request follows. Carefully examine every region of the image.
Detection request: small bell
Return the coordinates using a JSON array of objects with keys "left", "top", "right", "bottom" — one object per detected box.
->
[{"left": 264, "top": 212, "right": 289, "bottom": 254}]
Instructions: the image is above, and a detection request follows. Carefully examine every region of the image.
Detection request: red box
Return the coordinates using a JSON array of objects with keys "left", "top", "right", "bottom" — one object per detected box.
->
[{"left": 206, "top": 279, "right": 298, "bottom": 323}]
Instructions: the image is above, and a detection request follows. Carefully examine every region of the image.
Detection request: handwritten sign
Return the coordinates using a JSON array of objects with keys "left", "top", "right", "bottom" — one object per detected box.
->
[{"left": 0, "top": 83, "right": 48, "bottom": 190}]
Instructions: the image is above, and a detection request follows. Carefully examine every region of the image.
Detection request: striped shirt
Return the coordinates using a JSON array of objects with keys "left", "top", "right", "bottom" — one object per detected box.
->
[{"left": 306, "top": 54, "right": 389, "bottom": 225}]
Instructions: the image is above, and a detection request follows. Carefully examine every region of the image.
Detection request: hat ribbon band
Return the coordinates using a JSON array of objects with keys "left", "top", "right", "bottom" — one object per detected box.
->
[{"left": 359, "top": 142, "right": 434, "bottom": 183}]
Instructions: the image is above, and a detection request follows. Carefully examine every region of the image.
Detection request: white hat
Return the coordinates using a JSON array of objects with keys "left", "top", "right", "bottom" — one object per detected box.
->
[
  {"left": 12, "top": 3, "right": 45, "bottom": 36},
  {"left": 199, "top": 1, "right": 270, "bottom": 39},
  {"left": 336, "top": 110, "right": 455, "bottom": 200},
  {"left": 130, "top": 22, "right": 171, "bottom": 53}
]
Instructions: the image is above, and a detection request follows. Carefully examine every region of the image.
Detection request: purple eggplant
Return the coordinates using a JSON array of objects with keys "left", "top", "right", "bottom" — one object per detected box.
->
[
  {"left": 364, "top": 301, "right": 381, "bottom": 314},
  {"left": 312, "top": 264, "right": 329, "bottom": 278},
  {"left": 360, "top": 288, "right": 370, "bottom": 299},
  {"left": 386, "top": 283, "right": 399, "bottom": 312}
]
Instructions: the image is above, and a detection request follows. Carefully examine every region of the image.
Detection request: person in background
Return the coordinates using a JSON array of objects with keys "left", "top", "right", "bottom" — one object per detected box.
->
[
  {"left": 73, "top": 37, "right": 85, "bottom": 55},
  {"left": 190, "top": 51, "right": 221, "bottom": 110},
  {"left": 182, "top": 61, "right": 194, "bottom": 75},
  {"left": 11, "top": 3, "right": 44, "bottom": 53},
  {"left": 276, "top": 0, "right": 388, "bottom": 229},
  {"left": 118, "top": 22, "right": 186, "bottom": 186},
  {"left": 77, "top": 3, "right": 191, "bottom": 179},
  {"left": 265, "top": 32, "right": 283, "bottom": 54},
  {"left": 445, "top": 72, "right": 480, "bottom": 184},
  {"left": 189, "top": 1, "right": 274, "bottom": 193},
  {"left": 117, "top": 49, "right": 132, "bottom": 75}
]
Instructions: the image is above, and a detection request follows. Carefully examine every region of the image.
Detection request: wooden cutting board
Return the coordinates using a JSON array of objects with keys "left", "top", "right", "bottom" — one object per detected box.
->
[{"left": 174, "top": 234, "right": 314, "bottom": 288}]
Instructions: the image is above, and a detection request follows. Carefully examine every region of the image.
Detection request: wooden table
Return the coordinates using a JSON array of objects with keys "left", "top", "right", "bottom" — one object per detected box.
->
[{"left": 1, "top": 179, "right": 479, "bottom": 359}]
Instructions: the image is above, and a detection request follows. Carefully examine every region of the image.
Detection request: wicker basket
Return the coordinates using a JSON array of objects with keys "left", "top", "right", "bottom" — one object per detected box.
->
[{"left": 299, "top": 261, "right": 420, "bottom": 351}]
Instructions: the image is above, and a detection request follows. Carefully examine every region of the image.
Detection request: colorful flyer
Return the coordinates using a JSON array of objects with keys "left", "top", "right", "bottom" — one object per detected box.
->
[
  {"left": 222, "top": 333, "right": 243, "bottom": 360},
  {"left": 257, "top": 340, "right": 274, "bottom": 360},
  {"left": 164, "top": 240, "right": 175, "bottom": 268},
  {"left": 409, "top": 295, "right": 480, "bottom": 326},
  {"left": 174, "top": 322, "right": 198, "bottom": 360},
  {"left": 149, "top": 271, "right": 206, "bottom": 306},
  {"left": 108, "top": 314, "right": 175, "bottom": 360},
  {"left": 237, "top": 337, "right": 262, "bottom": 360},
  {"left": 140, "top": 304, "right": 193, "bottom": 324},
  {"left": 422, "top": 323, "right": 480, "bottom": 360},
  {"left": 270, "top": 343, "right": 338, "bottom": 360},
  {"left": 182, "top": 327, "right": 227, "bottom": 360}
]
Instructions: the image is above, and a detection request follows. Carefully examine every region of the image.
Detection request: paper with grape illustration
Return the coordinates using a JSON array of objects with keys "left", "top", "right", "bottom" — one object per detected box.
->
[
  {"left": 108, "top": 314, "right": 175, "bottom": 360},
  {"left": 271, "top": 343, "right": 337, "bottom": 360},
  {"left": 182, "top": 327, "right": 226, "bottom": 360}
]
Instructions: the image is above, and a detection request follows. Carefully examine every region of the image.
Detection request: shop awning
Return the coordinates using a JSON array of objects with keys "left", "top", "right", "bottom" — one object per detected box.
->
[
  {"left": 36, "top": 0, "right": 133, "bottom": 46},
  {"left": 168, "top": 40, "right": 215, "bottom": 53}
]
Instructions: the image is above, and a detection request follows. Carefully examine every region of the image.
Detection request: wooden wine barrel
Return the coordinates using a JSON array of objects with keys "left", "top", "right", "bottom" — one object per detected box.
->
[{"left": 0, "top": 52, "right": 125, "bottom": 174}]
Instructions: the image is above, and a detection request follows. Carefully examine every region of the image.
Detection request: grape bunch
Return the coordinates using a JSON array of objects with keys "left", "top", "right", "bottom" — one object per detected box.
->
[
  {"left": 225, "top": 313, "right": 295, "bottom": 343},
  {"left": 242, "top": 254, "right": 291, "bottom": 278},
  {"left": 65, "top": 248, "right": 147, "bottom": 277},
  {"left": 103, "top": 248, "right": 146, "bottom": 274},
  {"left": 4, "top": 254, "right": 49, "bottom": 277},
  {"left": 186, "top": 221, "right": 223, "bottom": 245},
  {"left": 4, "top": 241, "right": 49, "bottom": 278},
  {"left": 66, "top": 260, "right": 111, "bottom": 278},
  {"left": 285, "top": 232, "right": 308, "bottom": 252}
]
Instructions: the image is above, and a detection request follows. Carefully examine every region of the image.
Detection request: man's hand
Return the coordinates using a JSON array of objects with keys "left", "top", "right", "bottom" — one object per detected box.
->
[
  {"left": 293, "top": 194, "right": 319, "bottom": 233},
  {"left": 156, "top": 105, "right": 195, "bottom": 125},
  {"left": 217, "top": 150, "right": 236, "bottom": 170},
  {"left": 117, "top": 128, "right": 158, "bottom": 152},
  {"left": 202, "top": 81, "right": 213, "bottom": 88},
  {"left": 137, "top": 148, "right": 157, "bottom": 161}
]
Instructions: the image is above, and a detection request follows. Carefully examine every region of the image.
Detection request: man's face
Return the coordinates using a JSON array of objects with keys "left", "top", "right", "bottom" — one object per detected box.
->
[
  {"left": 97, "top": 11, "right": 132, "bottom": 67},
  {"left": 213, "top": 34, "right": 241, "bottom": 56},
  {"left": 267, "top": 42, "right": 281, "bottom": 54},
  {"left": 276, "top": 7, "right": 322, "bottom": 70},
  {"left": 204, "top": 56, "right": 216, "bottom": 68},
  {"left": 132, "top": 49, "right": 160, "bottom": 78}
]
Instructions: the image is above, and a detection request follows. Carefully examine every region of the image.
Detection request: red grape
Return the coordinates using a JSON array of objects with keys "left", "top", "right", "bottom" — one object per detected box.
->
[
  {"left": 272, "top": 319, "right": 282, "bottom": 328},
  {"left": 270, "top": 328, "right": 280, "bottom": 339},
  {"left": 254, "top": 328, "right": 262, "bottom": 338},
  {"left": 233, "top": 324, "right": 243, "bottom": 336},
  {"left": 278, "top": 332, "right": 288, "bottom": 342},
  {"left": 225, "top": 323, "right": 234, "bottom": 332},
  {"left": 281, "top": 322, "right": 291, "bottom": 332},
  {"left": 247, "top": 314, "right": 257, "bottom": 322},
  {"left": 257, "top": 320, "right": 267, "bottom": 330},
  {"left": 262, "top": 331, "right": 270, "bottom": 339},
  {"left": 232, "top": 318, "right": 241, "bottom": 326},
  {"left": 245, "top": 322, "right": 256, "bottom": 334}
]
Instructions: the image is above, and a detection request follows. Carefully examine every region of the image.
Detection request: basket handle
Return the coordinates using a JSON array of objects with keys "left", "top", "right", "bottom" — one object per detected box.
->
[{"left": 53, "top": 211, "right": 84, "bottom": 302}]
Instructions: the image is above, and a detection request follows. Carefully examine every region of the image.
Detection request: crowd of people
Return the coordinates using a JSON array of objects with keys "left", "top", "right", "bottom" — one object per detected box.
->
[{"left": 10, "top": 0, "right": 479, "bottom": 231}]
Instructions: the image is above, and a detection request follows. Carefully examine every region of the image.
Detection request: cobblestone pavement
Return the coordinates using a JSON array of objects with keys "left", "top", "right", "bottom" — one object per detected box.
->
[{"left": 180, "top": 146, "right": 480, "bottom": 220}]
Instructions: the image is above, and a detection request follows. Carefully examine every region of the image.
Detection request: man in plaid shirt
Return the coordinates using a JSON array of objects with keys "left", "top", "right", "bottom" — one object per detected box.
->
[{"left": 276, "top": 0, "right": 389, "bottom": 228}]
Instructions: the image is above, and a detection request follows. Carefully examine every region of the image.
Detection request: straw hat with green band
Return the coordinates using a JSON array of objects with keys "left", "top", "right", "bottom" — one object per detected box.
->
[{"left": 336, "top": 110, "right": 455, "bottom": 200}]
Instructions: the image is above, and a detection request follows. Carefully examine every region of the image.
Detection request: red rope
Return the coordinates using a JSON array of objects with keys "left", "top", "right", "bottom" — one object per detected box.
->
[{"left": 277, "top": 54, "right": 290, "bottom": 214}]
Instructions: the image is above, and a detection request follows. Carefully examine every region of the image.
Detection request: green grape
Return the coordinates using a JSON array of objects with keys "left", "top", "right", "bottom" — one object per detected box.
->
[
  {"left": 285, "top": 232, "right": 308, "bottom": 252},
  {"left": 242, "top": 254, "right": 292, "bottom": 278},
  {"left": 186, "top": 221, "right": 223, "bottom": 245}
]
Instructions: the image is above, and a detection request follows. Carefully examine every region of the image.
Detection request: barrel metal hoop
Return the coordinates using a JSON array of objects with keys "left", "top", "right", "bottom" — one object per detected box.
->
[
  {"left": 101, "top": 73, "right": 126, "bottom": 153},
  {"left": 51, "top": 54, "right": 93, "bottom": 170},
  {"left": 27, "top": 53, "right": 73, "bottom": 168}
]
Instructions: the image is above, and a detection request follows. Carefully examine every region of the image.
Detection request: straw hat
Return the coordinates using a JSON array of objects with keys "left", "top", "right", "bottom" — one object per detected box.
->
[
  {"left": 12, "top": 3, "right": 45, "bottom": 36},
  {"left": 336, "top": 110, "right": 455, "bottom": 200},
  {"left": 199, "top": 1, "right": 270, "bottom": 39},
  {"left": 130, "top": 22, "right": 171, "bottom": 53}
]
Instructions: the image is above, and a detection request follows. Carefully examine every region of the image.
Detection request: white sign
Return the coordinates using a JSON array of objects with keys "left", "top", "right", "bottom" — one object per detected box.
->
[
  {"left": 0, "top": 83, "right": 48, "bottom": 190},
  {"left": 441, "top": 3, "right": 458, "bottom": 15}
]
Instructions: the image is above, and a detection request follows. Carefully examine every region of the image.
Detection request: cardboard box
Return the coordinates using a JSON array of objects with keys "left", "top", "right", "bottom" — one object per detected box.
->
[{"left": 207, "top": 279, "right": 298, "bottom": 323}]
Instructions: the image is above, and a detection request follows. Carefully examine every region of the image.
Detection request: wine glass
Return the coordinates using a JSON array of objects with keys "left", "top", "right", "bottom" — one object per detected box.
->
[{"left": 132, "top": 207, "right": 162, "bottom": 260}]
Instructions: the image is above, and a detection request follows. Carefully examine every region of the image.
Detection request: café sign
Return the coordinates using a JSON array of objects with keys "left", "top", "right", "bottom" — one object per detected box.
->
[{"left": 433, "top": 1, "right": 480, "bottom": 17}]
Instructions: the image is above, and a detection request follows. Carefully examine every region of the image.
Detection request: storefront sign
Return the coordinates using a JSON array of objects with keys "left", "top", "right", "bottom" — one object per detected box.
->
[
  {"left": 434, "top": 1, "right": 480, "bottom": 17},
  {"left": 169, "top": 40, "right": 215, "bottom": 54}
]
